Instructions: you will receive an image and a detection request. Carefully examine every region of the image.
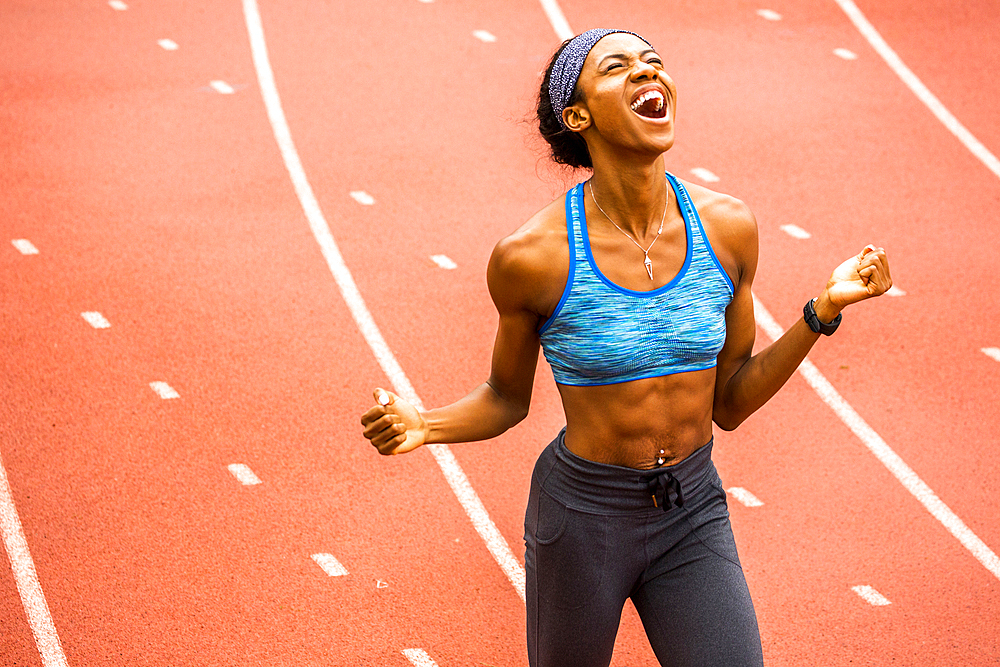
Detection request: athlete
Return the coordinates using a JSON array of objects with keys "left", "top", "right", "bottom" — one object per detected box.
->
[{"left": 361, "top": 29, "right": 891, "bottom": 667}]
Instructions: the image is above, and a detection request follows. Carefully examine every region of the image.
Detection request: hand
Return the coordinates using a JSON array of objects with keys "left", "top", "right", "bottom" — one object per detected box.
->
[
  {"left": 360, "top": 388, "right": 427, "bottom": 455},
  {"left": 817, "top": 244, "right": 892, "bottom": 319}
]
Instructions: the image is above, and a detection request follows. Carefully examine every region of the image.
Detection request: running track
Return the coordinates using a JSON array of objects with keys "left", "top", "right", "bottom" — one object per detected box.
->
[{"left": 2, "top": 0, "right": 999, "bottom": 665}]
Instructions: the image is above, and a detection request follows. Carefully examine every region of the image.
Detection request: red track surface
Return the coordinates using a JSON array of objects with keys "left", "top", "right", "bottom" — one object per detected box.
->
[{"left": 2, "top": 0, "right": 998, "bottom": 665}]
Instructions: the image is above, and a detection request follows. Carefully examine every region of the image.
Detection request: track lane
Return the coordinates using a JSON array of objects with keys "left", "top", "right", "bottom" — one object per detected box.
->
[{"left": 3, "top": 0, "right": 998, "bottom": 664}]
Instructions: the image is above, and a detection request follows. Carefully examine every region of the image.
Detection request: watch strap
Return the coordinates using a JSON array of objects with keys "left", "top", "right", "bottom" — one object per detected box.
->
[{"left": 803, "top": 298, "right": 842, "bottom": 336}]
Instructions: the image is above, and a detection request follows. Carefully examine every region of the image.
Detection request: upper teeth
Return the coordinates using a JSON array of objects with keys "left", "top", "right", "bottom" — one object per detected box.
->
[{"left": 631, "top": 90, "right": 664, "bottom": 112}]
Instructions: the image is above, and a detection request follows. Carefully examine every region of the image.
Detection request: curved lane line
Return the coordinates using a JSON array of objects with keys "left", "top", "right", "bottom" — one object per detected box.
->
[
  {"left": 240, "top": 0, "right": 526, "bottom": 601},
  {"left": 539, "top": 0, "right": 1000, "bottom": 581},
  {"left": 0, "top": 451, "right": 69, "bottom": 666},
  {"left": 834, "top": 0, "right": 1000, "bottom": 180}
]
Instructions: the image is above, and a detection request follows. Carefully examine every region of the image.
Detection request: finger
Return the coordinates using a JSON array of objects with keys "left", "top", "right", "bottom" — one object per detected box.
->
[
  {"left": 361, "top": 405, "right": 386, "bottom": 426},
  {"left": 373, "top": 388, "right": 393, "bottom": 406},
  {"left": 362, "top": 413, "right": 401, "bottom": 440},
  {"left": 375, "top": 430, "right": 408, "bottom": 455}
]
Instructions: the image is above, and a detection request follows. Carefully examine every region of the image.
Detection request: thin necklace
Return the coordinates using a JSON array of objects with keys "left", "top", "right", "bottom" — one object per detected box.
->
[{"left": 589, "top": 180, "right": 669, "bottom": 281}]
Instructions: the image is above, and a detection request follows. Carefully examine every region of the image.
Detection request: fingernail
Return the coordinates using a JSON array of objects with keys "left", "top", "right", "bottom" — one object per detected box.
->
[{"left": 377, "top": 392, "right": 390, "bottom": 406}]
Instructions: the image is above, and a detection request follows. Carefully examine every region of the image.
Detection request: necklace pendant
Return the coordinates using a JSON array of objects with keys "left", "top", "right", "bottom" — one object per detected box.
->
[{"left": 644, "top": 256, "right": 653, "bottom": 280}]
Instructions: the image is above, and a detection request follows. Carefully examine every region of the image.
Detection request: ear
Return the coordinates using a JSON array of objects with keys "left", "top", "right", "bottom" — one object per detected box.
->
[{"left": 562, "top": 104, "right": 591, "bottom": 132}]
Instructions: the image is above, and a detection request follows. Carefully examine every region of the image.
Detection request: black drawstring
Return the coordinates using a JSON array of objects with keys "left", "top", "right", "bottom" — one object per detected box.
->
[{"left": 645, "top": 470, "right": 684, "bottom": 511}]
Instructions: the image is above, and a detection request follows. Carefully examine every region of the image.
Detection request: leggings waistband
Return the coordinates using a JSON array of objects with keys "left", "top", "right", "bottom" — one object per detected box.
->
[{"left": 537, "top": 429, "right": 717, "bottom": 515}]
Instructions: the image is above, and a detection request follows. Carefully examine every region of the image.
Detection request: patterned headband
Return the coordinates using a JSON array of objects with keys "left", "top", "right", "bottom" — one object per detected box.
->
[{"left": 548, "top": 28, "right": 653, "bottom": 130}]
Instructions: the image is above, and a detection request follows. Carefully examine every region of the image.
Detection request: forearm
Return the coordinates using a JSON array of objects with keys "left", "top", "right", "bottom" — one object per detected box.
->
[
  {"left": 422, "top": 380, "right": 530, "bottom": 444},
  {"left": 715, "top": 294, "right": 839, "bottom": 430}
]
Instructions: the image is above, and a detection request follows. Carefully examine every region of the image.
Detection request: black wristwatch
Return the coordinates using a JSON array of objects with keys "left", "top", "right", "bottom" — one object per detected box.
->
[{"left": 803, "top": 298, "right": 842, "bottom": 336}]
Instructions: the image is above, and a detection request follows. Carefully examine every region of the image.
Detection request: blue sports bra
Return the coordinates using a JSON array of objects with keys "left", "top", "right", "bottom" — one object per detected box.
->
[{"left": 538, "top": 172, "right": 734, "bottom": 386}]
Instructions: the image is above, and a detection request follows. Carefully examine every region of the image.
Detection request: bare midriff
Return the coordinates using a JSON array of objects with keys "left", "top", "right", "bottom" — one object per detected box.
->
[{"left": 557, "top": 367, "right": 717, "bottom": 470}]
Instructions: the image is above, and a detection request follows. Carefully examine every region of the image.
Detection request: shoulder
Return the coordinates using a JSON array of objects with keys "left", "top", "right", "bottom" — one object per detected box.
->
[
  {"left": 487, "top": 195, "right": 571, "bottom": 316},
  {"left": 680, "top": 179, "right": 758, "bottom": 283}
]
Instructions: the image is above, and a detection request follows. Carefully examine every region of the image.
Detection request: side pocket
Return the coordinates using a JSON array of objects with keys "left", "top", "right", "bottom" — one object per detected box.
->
[
  {"left": 535, "top": 489, "right": 567, "bottom": 545},
  {"left": 534, "top": 494, "right": 608, "bottom": 609}
]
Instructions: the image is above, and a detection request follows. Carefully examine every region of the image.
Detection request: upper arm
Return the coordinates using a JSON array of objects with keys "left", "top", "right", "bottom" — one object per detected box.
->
[
  {"left": 708, "top": 198, "right": 760, "bottom": 423},
  {"left": 483, "top": 233, "right": 549, "bottom": 414}
]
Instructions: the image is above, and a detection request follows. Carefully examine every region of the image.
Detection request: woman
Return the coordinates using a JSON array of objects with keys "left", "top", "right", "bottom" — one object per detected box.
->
[{"left": 361, "top": 29, "right": 891, "bottom": 667}]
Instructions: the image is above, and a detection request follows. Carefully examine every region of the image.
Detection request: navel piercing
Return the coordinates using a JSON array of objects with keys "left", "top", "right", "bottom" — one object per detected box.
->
[{"left": 656, "top": 449, "right": 665, "bottom": 466}]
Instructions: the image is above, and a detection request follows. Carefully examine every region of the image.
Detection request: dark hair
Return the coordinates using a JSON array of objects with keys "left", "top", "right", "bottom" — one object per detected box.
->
[{"left": 537, "top": 39, "right": 592, "bottom": 170}]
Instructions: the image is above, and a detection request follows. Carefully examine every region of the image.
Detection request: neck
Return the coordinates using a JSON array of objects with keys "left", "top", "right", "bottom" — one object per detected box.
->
[{"left": 588, "top": 153, "right": 668, "bottom": 237}]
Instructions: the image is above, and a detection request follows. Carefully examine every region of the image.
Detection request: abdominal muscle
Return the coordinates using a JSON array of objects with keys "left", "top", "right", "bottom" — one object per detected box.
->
[{"left": 557, "top": 367, "right": 717, "bottom": 470}]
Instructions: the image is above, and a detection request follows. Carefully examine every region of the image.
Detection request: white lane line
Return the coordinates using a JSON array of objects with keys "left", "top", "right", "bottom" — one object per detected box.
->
[
  {"left": 149, "top": 381, "right": 180, "bottom": 399},
  {"left": 728, "top": 487, "right": 764, "bottom": 507},
  {"left": 227, "top": 463, "right": 262, "bottom": 485},
  {"left": 403, "top": 649, "right": 440, "bottom": 667},
  {"left": 349, "top": 190, "right": 375, "bottom": 206},
  {"left": 311, "top": 553, "right": 349, "bottom": 576},
  {"left": 158, "top": 39, "right": 179, "bottom": 51},
  {"left": 756, "top": 8, "right": 783, "bottom": 21},
  {"left": 834, "top": 48, "right": 858, "bottom": 60},
  {"left": 376, "top": 579, "right": 389, "bottom": 588},
  {"left": 691, "top": 167, "right": 720, "bottom": 183},
  {"left": 753, "top": 295, "right": 1000, "bottom": 581},
  {"left": 430, "top": 254, "right": 457, "bottom": 270},
  {"left": 851, "top": 585, "right": 891, "bottom": 606},
  {"left": 417, "top": 0, "right": 434, "bottom": 3},
  {"left": 886, "top": 285, "right": 905, "bottom": 297},
  {"left": 108, "top": 0, "right": 128, "bottom": 10},
  {"left": 81, "top": 312, "right": 111, "bottom": 329},
  {"left": 833, "top": 0, "right": 1000, "bottom": 181},
  {"left": 0, "top": 451, "right": 69, "bottom": 667},
  {"left": 780, "top": 224, "right": 812, "bottom": 239},
  {"left": 12, "top": 239, "right": 39, "bottom": 255},
  {"left": 982, "top": 348, "right": 1000, "bottom": 363},
  {"left": 210, "top": 80, "right": 236, "bottom": 94},
  {"left": 242, "top": 0, "right": 527, "bottom": 602},
  {"left": 473, "top": 30, "right": 497, "bottom": 43}
]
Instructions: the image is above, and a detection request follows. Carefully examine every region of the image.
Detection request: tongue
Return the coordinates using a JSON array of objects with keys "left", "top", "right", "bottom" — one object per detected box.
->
[{"left": 634, "top": 96, "right": 665, "bottom": 118}]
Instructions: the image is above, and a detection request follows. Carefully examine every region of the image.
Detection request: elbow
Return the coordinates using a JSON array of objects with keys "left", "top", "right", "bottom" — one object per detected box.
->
[{"left": 712, "top": 407, "right": 746, "bottom": 432}]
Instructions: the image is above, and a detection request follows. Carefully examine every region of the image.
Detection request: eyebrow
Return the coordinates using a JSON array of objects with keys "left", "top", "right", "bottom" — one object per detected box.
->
[{"left": 597, "top": 49, "right": 658, "bottom": 68}]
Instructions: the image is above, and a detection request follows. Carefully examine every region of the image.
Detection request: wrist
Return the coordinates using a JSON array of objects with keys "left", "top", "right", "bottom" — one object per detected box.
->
[{"left": 813, "top": 291, "right": 842, "bottom": 324}]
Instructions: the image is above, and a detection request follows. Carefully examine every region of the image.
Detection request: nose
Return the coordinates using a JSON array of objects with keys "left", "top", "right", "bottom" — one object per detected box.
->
[{"left": 630, "top": 59, "right": 658, "bottom": 81}]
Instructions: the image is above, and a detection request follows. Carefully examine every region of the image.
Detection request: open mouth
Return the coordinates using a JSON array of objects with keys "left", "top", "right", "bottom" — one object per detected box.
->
[{"left": 630, "top": 89, "right": 668, "bottom": 120}]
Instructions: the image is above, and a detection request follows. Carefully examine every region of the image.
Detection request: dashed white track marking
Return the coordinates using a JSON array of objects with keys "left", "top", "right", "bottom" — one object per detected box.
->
[
  {"left": 430, "top": 254, "right": 457, "bottom": 270},
  {"left": 833, "top": 48, "right": 858, "bottom": 60},
  {"left": 780, "top": 224, "right": 811, "bottom": 239},
  {"left": 834, "top": 0, "right": 1000, "bottom": 181},
  {"left": 210, "top": 80, "right": 235, "bottom": 94},
  {"left": 311, "top": 553, "right": 349, "bottom": 577},
  {"left": 0, "top": 451, "right": 69, "bottom": 667},
  {"left": 473, "top": 30, "right": 497, "bottom": 43},
  {"left": 158, "top": 39, "right": 179, "bottom": 51},
  {"left": 886, "top": 285, "right": 905, "bottom": 297},
  {"left": 538, "top": 0, "right": 573, "bottom": 40},
  {"left": 417, "top": 0, "right": 434, "bottom": 3},
  {"left": 852, "top": 585, "right": 891, "bottom": 606},
  {"left": 756, "top": 9, "right": 783, "bottom": 21},
  {"left": 242, "top": 0, "right": 527, "bottom": 602},
  {"left": 108, "top": 0, "right": 128, "bottom": 10},
  {"left": 690, "top": 167, "right": 720, "bottom": 183},
  {"left": 149, "top": 381, "right": 180, "bottom": 399},
  {"left": 81, "top": 311, "right": 111, "bottom": 329},
  {"left": 753, "top": 295, "right": 1000, "bottom": 581},
  {"left": 349, "top": 190, "right": 375, "bottom": 206},
  {"left": 227, "top": 463, "right": 262, "bottom": 485},
  {"left": 728, "top": 487, "right": 764, "bottom": 507},
  {"left": 12, "top": 239, "right": 39, "bottom": 255},
  {"left": 982, "top": 348, "right": 1000, "bottom": 363},
  {"left": 403, "top": 649, "right": 440, "bottom": 667}
]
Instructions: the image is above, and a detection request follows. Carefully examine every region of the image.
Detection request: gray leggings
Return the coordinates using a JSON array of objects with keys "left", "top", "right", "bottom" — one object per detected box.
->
[{"left": 524, "top": 430, "right": 764, "bottom": 667}]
